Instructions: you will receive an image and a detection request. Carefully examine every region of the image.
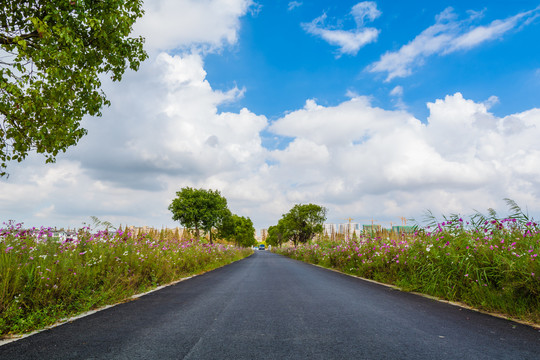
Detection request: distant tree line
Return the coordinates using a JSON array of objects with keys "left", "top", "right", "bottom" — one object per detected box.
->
[{"left": 168, "top": 187, "right": 257, "bottom": 247}]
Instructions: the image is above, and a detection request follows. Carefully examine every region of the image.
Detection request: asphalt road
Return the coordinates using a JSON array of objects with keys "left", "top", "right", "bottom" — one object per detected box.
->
[{"left": 1, "top": 251, "right": 539, "bottom": 359}]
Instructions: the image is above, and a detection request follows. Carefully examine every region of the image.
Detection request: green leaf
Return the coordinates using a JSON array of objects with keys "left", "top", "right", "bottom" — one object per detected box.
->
[{"left": 0, "top": 0, "right": 147, "bottom": 176}]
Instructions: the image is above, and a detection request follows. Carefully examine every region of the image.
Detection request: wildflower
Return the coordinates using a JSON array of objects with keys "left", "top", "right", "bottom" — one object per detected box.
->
[{"left": 465, "top": 274, "right": 469, "bottom": 277}]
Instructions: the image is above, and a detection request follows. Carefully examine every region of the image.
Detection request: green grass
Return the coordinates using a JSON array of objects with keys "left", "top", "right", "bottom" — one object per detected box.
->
[
  {"left": 274, "top": 216, "right": 540, "bottom": 325},
  {"left": 0, "top": 222, "right": 252, "bottom": 336}
]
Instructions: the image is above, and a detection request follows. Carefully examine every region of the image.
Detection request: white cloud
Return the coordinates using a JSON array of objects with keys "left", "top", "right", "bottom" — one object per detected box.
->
[
  {"left": 134, "top": 0, "right": 254, "bottom": 53},
  {"left": 447, "top": 8, "right": 539, "bottom": 52},
  {"left": 389, "top": 86, "right": 406, "bottom": 110},
  {"left": 0, "top": 0, "right": 269, "bottom": 229},
  {"left": 368, "top": 6, "right": 540, "bottom": 81},
  {"left": 2, "top": 1, "right": 540, "bottom": 232},
  {"left": 483, "top": 95, "right": 499, "bottom": 110},
  {"left": 267, "top": 93, "right": 540, "bottom": 223},
  {"left": 302, "top": 1, "right": 381, "bottom": 56},
  {"left": 288, "top": 1, "right": 302, "bottom": 11},
  {"left": 351, "top": 1, "right": 382, "bottom": 26},
  {"left": 0, "top": 50, "right": 269, "bottom": 228},
  {"left": 390, "top": 85, "right": 403, "bottom": 97},
  {"left": 3, "top": 76, "right": 540, "bottom": 229}
]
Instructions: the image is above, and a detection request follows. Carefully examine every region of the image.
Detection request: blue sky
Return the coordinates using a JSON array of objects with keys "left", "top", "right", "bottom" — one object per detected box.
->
[
  {"left": 2, "top": 0, "right": 540, "bottom": 231},
  {"left": 205, "top": 0, "right": 540, "bottom": 129}
]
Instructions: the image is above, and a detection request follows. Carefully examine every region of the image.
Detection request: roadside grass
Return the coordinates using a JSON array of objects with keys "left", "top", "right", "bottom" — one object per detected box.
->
[
  {"left": 0, "top": 222, "right": 252, "bottom": 336},
  {"left": 274, "top": 213, "right": 540, "bottom": 325}
]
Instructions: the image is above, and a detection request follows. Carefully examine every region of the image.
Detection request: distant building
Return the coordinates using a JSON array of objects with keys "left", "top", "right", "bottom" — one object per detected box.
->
[
  {"left": 323, "top": 223, "right": 335, "bottom": 236},
  {"left": 391, "top": 225, "right": 414, "bottom": 233},
  {"left": 363, "top": 224, "right": 382, "bottom": 233},
  {"left": 260, "top": 228, "right": 268, "bottom": 242}
]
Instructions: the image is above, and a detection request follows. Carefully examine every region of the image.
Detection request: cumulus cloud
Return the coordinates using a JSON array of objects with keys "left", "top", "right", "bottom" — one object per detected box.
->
[
  {"left": 368, "top": 6, "right": 540, "bottom": 81},
  {"left": 302, "top": 1, "right": 381, "bottom": 56},
  {"left": 0, "top": 49, "right": 269, "bottom": 228},
  {"left": 268, "top": 93, "right": 540, "bottom": 222},
  {"left": 2, "top": 1, "right": 540, "bottom": 231},
  {"left": 0, "top": 0, "right": 268, "bottom": 229},
  {"left": 134, "top": 0, "right": 254, "bottom": 53},
  {"left": 3, "top": 74, "right": 540, "bottom": 229}
]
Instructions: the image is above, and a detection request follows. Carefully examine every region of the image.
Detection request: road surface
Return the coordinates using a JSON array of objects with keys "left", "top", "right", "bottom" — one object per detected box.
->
[{"left": 1, "top": 251, "right": 539, "bottom": 359}]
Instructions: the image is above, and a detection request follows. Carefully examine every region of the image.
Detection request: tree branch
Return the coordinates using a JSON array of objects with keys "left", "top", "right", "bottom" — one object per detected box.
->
[{"left": 0, "top": 30, "right": 40, "bottom": 45}]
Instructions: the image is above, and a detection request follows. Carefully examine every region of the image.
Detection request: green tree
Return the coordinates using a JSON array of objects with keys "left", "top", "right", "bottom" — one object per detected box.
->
[
  {"left": 279, "top": 203, "right": 327, "bottom": 246},
  {"left": 168, "top": 187, "right": 230, "bottom": 244},
  {"left": 266, "top": 222, "right": 285, "bottom": 248},
  {"left": 0, "top": 1, "right": 147, "bottom": 176},
  {"left": 219, "top": 213, "right": 257, "bottom": 247}
]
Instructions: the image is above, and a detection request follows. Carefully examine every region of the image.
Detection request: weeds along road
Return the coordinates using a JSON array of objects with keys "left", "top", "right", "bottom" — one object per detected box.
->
[{"left": 1, "top": 251, "right": 539, "bottom": 360}]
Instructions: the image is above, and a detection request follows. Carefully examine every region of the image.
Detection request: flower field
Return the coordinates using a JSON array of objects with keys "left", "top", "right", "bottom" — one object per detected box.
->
[
  {"left": 274, "top": 214, "right": 540, "bottom": 325},
  {"left": 0, "top": 222, "right": 252, "bottom": 336}
]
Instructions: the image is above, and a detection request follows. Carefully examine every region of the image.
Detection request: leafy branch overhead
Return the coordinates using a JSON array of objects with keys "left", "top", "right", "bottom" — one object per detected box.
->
[{"left": 0, "top": 0, "right": 148, "bottom": 176}]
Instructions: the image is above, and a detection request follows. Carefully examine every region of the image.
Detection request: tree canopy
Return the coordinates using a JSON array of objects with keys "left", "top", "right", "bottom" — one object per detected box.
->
[
  {"left": 168, "top": 187, "right": 230, "bottom": 244},
  {"left": 271, "top": 203, "right": 327, "bottom": 246},
  {"left": 266, "top": 222, "right": 285, "bottom": 248},
  {"left": 218, "top": 213, "right": 257, "bottom": 248},
  {"left": 0, "top": 0, "right": 147, "bottom": 176}
]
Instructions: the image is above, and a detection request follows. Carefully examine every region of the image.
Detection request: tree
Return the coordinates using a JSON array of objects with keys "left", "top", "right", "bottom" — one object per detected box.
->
[
  {"left": 218, "top": 213, "right": 257, "bottom": 248},
  {"left": 168, "top": 187, "right": 230, "bottom": 244},
  {"left": 266, "top": 222, "right": 285, "bottom": 248},
  {"left": 279, "top": 203, "right": 327, "bottom": 246},
  {"left": 0, "top": 1, "right": 147, "bottom": 176}
]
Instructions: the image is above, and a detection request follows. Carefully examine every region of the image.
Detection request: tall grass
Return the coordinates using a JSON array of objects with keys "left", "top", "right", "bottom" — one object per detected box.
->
[
  {"left": 275, "top": 212, "right": 540, "bottom": 324},
  {"left": 0, "top": 222, "right": 252, "bottom": 336}
]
